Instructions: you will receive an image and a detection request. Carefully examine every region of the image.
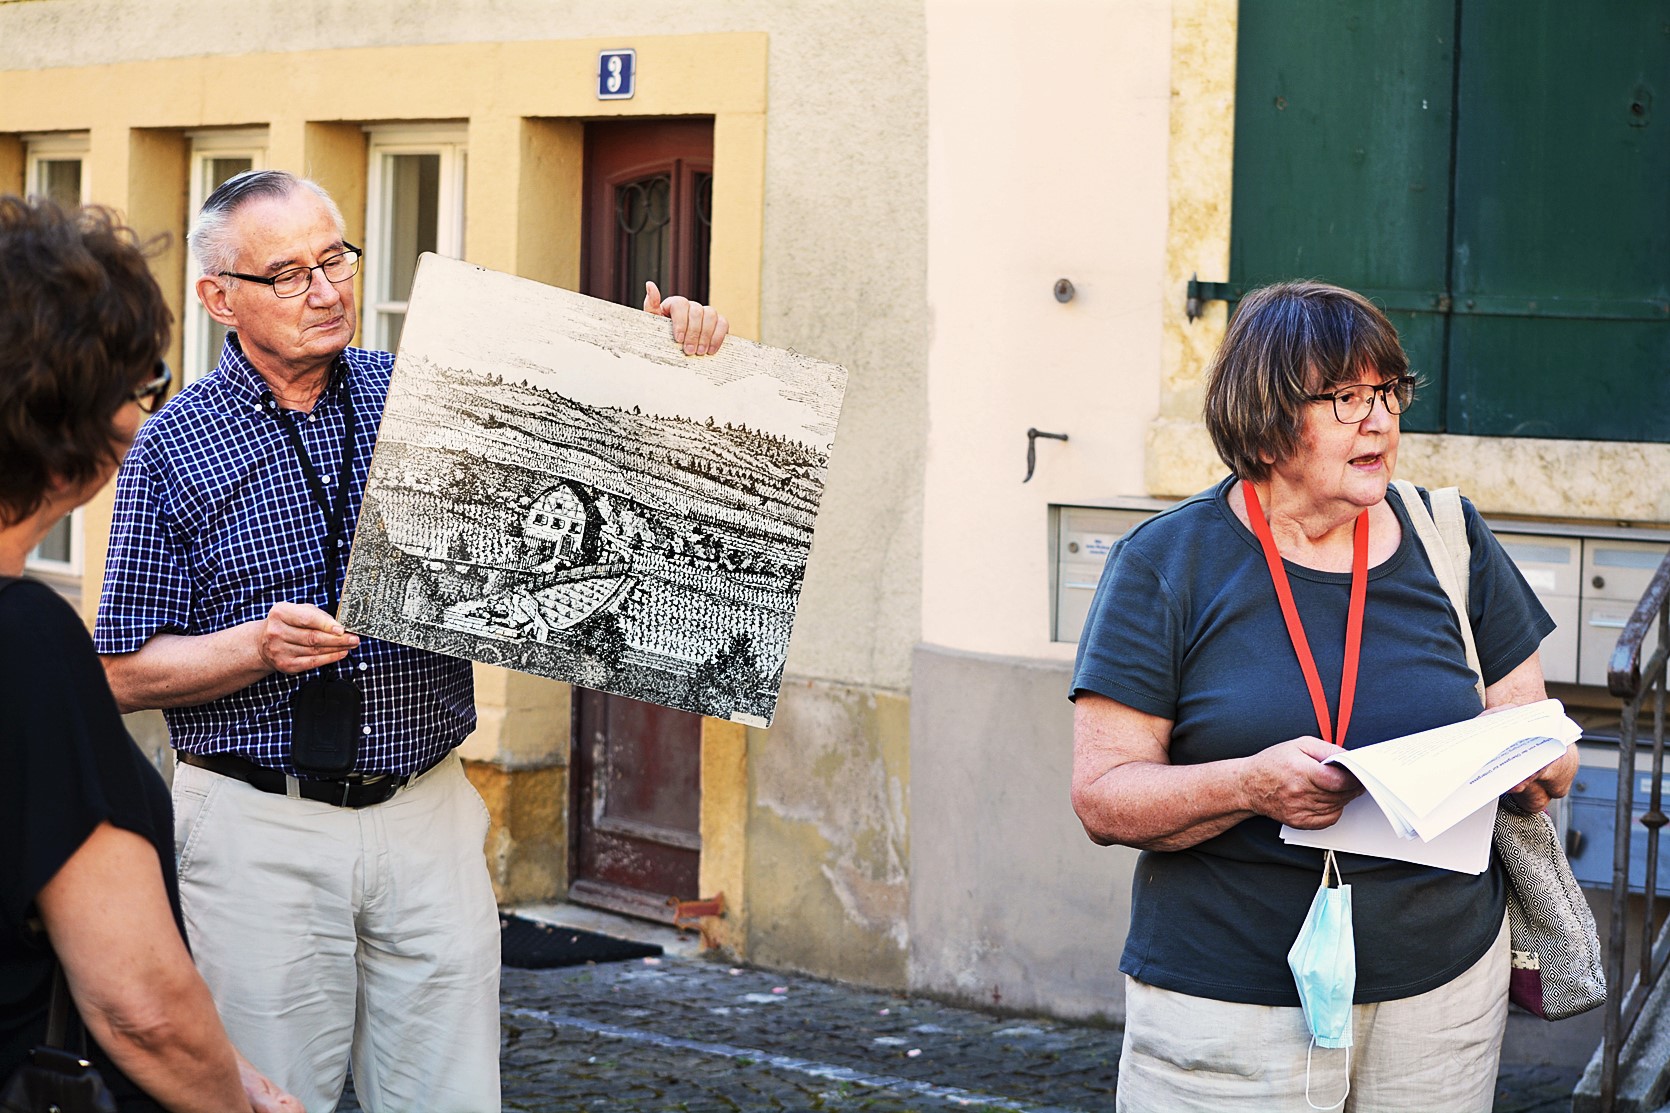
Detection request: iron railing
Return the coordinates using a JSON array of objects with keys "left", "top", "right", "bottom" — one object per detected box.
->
[{"left": 1601, "top": 551, "right": 1670, "bottom": 1111}]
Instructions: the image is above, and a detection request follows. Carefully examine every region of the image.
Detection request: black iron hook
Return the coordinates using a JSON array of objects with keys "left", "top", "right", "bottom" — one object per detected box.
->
[{"left": 1024, "top": 428, "right": 1069, "bottom": 483}]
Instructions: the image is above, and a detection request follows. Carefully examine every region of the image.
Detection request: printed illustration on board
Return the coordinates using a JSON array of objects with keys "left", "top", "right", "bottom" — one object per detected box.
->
[{"left": 339, "top": 255, "right": 846, "bottom": 726}]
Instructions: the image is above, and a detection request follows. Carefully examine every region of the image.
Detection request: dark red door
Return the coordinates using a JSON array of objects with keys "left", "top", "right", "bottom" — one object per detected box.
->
[{"left": 569, "top": 119, "right": 713, "bottom": 920}]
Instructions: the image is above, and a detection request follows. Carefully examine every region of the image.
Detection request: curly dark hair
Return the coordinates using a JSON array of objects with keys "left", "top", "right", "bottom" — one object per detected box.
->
[{"left": 0, "top": 196, "right": 171, "bottom": 526}]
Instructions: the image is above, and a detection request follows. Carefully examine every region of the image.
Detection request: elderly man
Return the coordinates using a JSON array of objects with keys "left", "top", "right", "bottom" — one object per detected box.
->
[{"left": 95, "top": 169, "right": 726, "bottom": 1112}]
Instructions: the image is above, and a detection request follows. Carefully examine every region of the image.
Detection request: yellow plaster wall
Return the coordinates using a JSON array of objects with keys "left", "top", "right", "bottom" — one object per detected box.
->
[
  {"left": 1150, "top": 0, "right": 1236, "bottom": 502},
  {"left": 513, "top": 118, "right": 585, "bottom": 292},
  {"left": 0, "top": 134, "right": 21, "bottom": 192},
  {"left": 745, "top": 681, "right": 911, "bottom": 987},
  {"left": 0, "top": 34, "right": 767, "bottom": 337},
  {"left": 0, "top": 34, "right": 771, "bottom": 911},
  {"left": 698, "top": 717, "right": 749, "bottom": 955}
]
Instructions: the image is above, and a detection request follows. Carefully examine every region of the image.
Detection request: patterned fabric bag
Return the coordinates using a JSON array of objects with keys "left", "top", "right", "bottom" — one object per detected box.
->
[{"left": 1392, "top": 480, "right": 1606, "bottom": 1020}]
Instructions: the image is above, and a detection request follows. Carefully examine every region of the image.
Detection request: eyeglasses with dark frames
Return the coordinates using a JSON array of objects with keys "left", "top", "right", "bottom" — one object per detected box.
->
[
  {"left": 130, "top": 361, "right": 172, "bottom": 414},
  {"left": 1308, "top": 376, "right": 1416, "bottom": 425},
  {"left": 219, "top": 243, "right": 363, "bottom": 299}
]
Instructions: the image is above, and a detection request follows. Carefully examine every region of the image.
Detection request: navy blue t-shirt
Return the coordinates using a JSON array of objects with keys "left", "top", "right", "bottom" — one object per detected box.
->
[{"left": 1071, "top": 477, "right": 1555, "bottom": 1005}]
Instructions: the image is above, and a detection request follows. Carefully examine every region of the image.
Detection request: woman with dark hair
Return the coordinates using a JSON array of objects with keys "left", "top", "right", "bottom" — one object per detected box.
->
[
  {"left": 0, "top": 196, "right": 298, "bottom": 1112},
  {"left": 1070, "top": 281, "right": 1577, "bottom": 1111}
]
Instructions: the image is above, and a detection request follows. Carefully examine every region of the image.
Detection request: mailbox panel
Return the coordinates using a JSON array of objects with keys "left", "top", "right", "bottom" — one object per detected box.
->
[
  {"left": 1579, "top": 599, "right": 1663, "bottom": 688},
  {"left": 1536, "top": 595, "right": 1581, "bottom": 685},
  {"left": 1497, "top": 535, "right": 1581, "bottom": 684},
  {"left": 1053, "top": 506, "right": 1158, "bottom": 643},
  {"left": 1498, "top": 535, "right": 1582, "bottom": 599},
  {"left": 1582, "top": 539, "right": 1670, "bottom": 603}
]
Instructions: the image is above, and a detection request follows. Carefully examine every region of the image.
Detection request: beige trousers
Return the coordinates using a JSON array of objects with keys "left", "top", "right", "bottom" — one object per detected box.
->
[
  {"left": 1116, "top": 912, "right": 1511, "bottom": 1113},
  {"left": 173, "top": 752, "right": 502, "bottom": 1113}
]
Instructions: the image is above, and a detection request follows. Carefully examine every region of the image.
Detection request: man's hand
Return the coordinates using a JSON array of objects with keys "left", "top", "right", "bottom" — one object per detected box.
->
[
  {"left": 237, "top": 1051, "right": 304, "bottom": 1113},
  {"left": 258, "top": 602, "right": 359, "bottom": 674},
  {"left": 645, "top": 280, "right": 728, "bottom": 355}
]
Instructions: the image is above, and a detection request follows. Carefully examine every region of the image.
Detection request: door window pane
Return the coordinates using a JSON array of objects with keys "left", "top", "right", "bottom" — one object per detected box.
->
[{"left": 615, "top": 174, "right": 672, "bottom": 306}]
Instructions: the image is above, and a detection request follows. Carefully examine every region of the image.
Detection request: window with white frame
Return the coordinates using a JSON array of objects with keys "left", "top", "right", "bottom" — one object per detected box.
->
[
  {"left": 184, "top": 130, "right": 267, "bottom": 385},
  {"left": 23, "top": 134, "right": 90, "bottom": 581},
  {"left": 364, "top": 125, "right": 467, "bottom": 352}
]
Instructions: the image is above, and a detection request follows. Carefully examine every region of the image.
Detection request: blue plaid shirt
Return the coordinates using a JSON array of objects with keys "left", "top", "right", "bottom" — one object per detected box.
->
[{"left": 95, "top": 336, "right": 475, "bottom": 776}]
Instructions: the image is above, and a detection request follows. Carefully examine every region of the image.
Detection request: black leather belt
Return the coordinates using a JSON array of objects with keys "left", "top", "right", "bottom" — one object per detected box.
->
[{"left": 177, "top": 751, "right": 429, "bottom": 809}]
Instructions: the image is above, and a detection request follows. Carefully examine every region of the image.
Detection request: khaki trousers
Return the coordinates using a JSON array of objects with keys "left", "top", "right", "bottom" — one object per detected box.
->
[
  {"left": 173, "top": 751, "right": 501, "bottom": 1113},
  {"left": 1116, "top": 912, "right": 1510, "bottom": 1113}
]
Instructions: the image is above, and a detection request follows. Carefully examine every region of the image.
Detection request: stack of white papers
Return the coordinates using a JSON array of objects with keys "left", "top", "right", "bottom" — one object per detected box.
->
[{"left": 1279, "top": 699, "right": 1581, "bottom": 873}]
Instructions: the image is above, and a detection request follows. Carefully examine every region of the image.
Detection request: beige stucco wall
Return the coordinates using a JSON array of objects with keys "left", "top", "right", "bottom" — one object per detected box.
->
[{"left": 920, "top": 0, "right": 1172, "bottom": 663}]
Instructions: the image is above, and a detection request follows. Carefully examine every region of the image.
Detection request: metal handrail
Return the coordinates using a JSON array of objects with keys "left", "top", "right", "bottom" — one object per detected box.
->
[{"left": 1599, "top": 550, "right": 1670, "bottom": 1111}]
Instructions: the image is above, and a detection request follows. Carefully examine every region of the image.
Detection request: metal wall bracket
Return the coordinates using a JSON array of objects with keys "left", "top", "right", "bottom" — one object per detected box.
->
[{"left": 1024, "top": 428, "right": 1069, "bottom": 483}]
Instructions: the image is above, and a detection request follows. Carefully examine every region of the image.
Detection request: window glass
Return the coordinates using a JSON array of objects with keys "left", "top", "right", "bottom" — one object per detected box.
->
[
  {"left": 196, "top": 156, "right": 254, "bottom": 379},
  {"left": 365, "top": 132, "right": 466, "bottom": 352},
  {"left": 24, "top": 143, "right": 88, "bottom": 578},
  {"left": 37, "top": 160, "right": 82, "bottom": 207}
]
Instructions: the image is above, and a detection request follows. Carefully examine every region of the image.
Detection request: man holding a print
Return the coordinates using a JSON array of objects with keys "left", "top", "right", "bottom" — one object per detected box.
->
[{"left": 95, "top": 169, "right": 725, "bottom": 1112}]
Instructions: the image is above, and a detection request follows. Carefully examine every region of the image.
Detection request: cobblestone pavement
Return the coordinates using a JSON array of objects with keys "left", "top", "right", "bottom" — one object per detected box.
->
[{"left": 333, "top": 948, "right": 1584, "bottom": 1112}]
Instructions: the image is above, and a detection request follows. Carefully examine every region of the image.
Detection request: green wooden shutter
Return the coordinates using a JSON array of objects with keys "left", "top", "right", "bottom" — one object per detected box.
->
[
  {"left": 1231, "top": 0, "right": 1456, "bottom": 432},
  {"left": 1227, "top": 1, "right": 1668, "bottom": 442},
  {"left": 1447, "top": 5, "right": 1670, "bottom": 440}
]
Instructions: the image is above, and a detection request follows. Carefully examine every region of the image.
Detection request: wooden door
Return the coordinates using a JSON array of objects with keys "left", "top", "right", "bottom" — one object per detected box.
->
[{"left": 568, "top": 119, "right": 713, "bottom": 921}]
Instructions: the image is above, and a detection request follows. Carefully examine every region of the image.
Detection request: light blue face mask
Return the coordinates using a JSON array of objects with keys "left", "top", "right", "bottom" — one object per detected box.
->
[{"left": 1288, "top": 849, "right": 1355, "bottom": 1109}]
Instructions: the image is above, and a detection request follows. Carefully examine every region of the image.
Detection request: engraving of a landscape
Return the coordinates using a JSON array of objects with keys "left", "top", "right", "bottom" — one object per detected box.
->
[{"left": 339, "top": 254, "right": 847, "bottom": 727}]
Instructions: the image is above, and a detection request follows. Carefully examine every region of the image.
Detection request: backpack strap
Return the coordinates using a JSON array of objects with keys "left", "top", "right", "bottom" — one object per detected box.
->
[{"left": 1390, "top": 479, "right": 1485, "bottom": 707}]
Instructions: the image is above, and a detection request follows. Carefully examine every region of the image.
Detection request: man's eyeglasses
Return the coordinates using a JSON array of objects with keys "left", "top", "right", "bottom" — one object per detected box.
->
[
  {"left": 131, "top": 362, "right": 172, "bottom": 414},
  {"left": 220, "top": 243, "right": 363, "bottom": 299},
  {"left": 1308, "top": 376, "right": 1416, "bottom": 424}
]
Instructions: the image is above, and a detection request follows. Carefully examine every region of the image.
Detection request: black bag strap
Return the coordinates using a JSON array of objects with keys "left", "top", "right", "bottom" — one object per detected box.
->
[{"left": 43, "top": 964, "right": 75, "bottom": 1051}]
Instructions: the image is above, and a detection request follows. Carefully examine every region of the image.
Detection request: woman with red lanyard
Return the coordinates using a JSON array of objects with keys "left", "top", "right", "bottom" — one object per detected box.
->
[{"left": 1070, "top": 281, "right": 1579, "bottom": 1112}]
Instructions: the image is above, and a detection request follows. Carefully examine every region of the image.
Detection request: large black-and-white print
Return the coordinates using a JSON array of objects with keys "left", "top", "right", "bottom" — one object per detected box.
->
[{"left": 339, "top": 255, "right": 846, "bottom": 726}]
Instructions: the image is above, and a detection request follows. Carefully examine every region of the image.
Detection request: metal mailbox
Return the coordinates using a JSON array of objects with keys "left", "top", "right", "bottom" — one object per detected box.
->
[
  {"left": 1051, "top": 504, "right": 1162, "bottom": 643},
  {"left": 1578, "top": 540, "right": 1668, "bottom": 686},
  {"left": 1496, "top": 535, "right": 1580, "bottom": 684}
]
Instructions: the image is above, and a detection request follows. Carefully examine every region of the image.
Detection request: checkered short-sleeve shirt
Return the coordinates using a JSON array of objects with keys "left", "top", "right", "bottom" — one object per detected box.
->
[{"left": 94, "top": 336, "right": 475, "bottom": 776}]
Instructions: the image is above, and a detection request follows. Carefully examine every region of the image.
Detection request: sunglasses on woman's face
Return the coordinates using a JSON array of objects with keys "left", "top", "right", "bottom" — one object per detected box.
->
[{"left": 130, "top": 361, "right": 172, "bottom": 414}]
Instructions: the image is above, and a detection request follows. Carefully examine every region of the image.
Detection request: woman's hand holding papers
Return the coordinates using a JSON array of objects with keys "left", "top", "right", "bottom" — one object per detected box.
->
[{"left": 1506, "top": 743, "right": 1580, "bottom": 813}]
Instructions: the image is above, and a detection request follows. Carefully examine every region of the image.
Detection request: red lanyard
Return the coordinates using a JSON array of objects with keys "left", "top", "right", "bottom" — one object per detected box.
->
[{"left": 1242, "top": 482, "right": 1368, "bottom": 748}]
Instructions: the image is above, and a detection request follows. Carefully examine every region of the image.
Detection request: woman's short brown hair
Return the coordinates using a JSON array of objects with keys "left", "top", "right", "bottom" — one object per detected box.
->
[
  {"left": 0, "top": 196, "right": 170, "bottom": 526},
  {"left": 1203, "top": 281, "right": 1413, "bottom": 482}
]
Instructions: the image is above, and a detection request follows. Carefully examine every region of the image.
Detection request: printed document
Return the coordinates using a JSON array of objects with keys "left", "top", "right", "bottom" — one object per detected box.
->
[{"left": 1280, "top": 699, "right": 1581, "bottom": 873}]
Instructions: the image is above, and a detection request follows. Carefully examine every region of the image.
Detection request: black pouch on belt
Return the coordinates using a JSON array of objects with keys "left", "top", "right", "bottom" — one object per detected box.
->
[{"left": 291, "top": 676, "right": 362, "bottom": 777}]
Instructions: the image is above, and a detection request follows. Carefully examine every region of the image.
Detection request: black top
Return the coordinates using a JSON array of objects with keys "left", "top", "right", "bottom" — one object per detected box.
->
[{"left": 0, "top": 578, "right": 181, "bottom": 1110}]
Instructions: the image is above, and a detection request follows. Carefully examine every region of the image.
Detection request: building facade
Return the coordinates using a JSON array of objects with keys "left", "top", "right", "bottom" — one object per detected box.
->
[{"left": 2, "top": 0, "right": 1661, "bottom": 1035}]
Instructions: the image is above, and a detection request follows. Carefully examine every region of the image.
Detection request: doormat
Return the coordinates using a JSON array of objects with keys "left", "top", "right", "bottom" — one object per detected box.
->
[{"left": 500, "top": 914, "right": 664, "bottom": 969}]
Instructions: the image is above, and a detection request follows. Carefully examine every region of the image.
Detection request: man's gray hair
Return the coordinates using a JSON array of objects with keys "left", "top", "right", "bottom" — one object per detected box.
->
[{"left": 187, "top": 169, "right": 346, "bottom": 278}]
